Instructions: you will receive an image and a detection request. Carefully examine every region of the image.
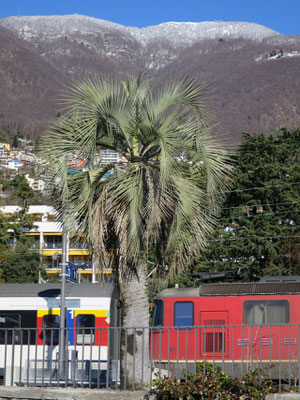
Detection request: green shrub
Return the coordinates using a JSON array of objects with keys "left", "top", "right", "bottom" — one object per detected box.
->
[
  {"left": 152, "top": 364, "right": 276, "bottom": 400},
  {"left": 235, "top": 368, "right": 276, "bottom": 399},
  {"left": 191, "top": 362, "right": 234, "bottom": 392}
]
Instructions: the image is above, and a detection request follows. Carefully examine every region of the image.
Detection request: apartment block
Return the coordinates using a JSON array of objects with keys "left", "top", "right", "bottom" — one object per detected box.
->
[{"left": 0, "top": 205, "right": 109, "bottom": 282}]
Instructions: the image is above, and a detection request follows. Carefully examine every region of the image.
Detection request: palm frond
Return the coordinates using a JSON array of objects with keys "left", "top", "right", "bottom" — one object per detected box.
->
[{"left": 42, "top": 74, "right": 232, "bottom": 281}]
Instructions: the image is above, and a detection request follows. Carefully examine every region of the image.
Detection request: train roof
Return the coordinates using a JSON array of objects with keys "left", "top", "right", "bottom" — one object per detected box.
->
[
  {"left": 158, "top": 287, "right": 200, "bottom": 297},
  {"left": 158, "top": 281, "right": 300, "bottom": 297},
  {"left": 0, "top": 282, "right": 115, "bottom": 298}
]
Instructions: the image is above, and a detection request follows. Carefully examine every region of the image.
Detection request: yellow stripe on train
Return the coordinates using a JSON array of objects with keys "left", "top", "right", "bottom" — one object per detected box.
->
[
  {"left": 37, "top": 310, "right": 60, "bottom": 318},
  {"left": 37, "top": 310, "right": 109, "bottom": 318},
  {"left": 74, "top": 310, "right": 109, "bottom": 318}
]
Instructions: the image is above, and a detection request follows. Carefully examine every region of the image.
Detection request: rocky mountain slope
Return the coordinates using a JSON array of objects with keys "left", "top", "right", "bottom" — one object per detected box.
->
[
  {"left": 0, "top": 23, "right": 66, "bottom": 137},
  {"left": 0, "top": 14, "right": 300, "bottom": 145}
]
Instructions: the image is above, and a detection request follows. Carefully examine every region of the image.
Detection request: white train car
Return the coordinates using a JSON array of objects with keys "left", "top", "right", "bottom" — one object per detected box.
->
[{"left": 0, "top": 283, "right": 119, "bottom": 387}]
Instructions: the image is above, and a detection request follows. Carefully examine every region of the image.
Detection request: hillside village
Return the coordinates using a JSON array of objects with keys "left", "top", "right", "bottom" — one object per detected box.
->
[
  {"left": 0, "top": 138, "right": 128, "bottom": 200},
  {"left": 0, "top": 138, "right": 130, "bottom": 282}
]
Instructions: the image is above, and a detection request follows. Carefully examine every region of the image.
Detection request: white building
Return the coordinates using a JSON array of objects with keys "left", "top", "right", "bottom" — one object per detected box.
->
[
  {"left": 98, "top": 150, "right": 126, "bottom": 163},
  {"left": 25, "top": 174, "right": 46, "bottom": 192},
  {"left": 7, "top": 160, "right": 23, "bottom": 170},
  {"left": 98, "top": 150, "right": 120, "bottom": 164}
]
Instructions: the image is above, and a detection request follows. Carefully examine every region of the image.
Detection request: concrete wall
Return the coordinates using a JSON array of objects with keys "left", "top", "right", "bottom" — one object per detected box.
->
[
  {"left": 1, "top": 387, "right": 300, "bottom": 400},
  {"left": 0, "top": 387, "right": 149, "bottom": 400},
  {"left": 266, "top": 394, "right": 300, "bottom": 399}
]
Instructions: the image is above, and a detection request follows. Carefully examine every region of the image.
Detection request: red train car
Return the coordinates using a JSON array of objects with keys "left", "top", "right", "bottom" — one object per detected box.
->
[{"left": 151, "top": 278, "right": 300, "bottom": 378}]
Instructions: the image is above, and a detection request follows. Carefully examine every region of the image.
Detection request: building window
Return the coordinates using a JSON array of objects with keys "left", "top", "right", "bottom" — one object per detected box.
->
[
  {"left": 44, "top": 235, "right": 62, "bottom": 249},
  {"left": 174, "top": 302, "right": 194, "bottom": 327},
  {"left": 69, "top": 237, "right": 87, "bottom": 249},
  {"left": 243, "top": 300, "right": 290, "bottom": 325},
  {"left": 152, "top": 300, "right": 164, "bottom": 327},
  {"left": 30, "top": 236, "right": 40, "bottom": 249}
]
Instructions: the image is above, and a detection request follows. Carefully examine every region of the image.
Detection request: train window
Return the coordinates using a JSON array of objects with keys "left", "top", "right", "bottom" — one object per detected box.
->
[
  {"left": 152, "top": 300, "right": 164, "bottom": 327},
  {"left": 76, "top": 314, "right": 95, "bottom": 344},
  {"left": 42, "top": 315, "right": 60, "bottom": 345},
  {"left": 174, "top": 302, "right": 194, "bottom": 327},
  {"left": 0, "top": 314, "right": 21, "bottom": 344},
  {"left": 243, "top": 300, "right": 290, "bottom": 325}
]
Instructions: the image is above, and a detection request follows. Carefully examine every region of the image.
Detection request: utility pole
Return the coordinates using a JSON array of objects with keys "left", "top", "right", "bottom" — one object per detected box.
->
[{"left": 59, "top": 230, "right": 67, "bottom": 377}]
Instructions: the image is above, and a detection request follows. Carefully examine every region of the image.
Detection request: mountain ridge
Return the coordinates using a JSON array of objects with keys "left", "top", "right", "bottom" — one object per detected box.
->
[
  {"left": 0, "top": 14, "right": 299, "bottom": 145},
  {"left": 1, "top": 15, "right": 281, "bottom": 45}
]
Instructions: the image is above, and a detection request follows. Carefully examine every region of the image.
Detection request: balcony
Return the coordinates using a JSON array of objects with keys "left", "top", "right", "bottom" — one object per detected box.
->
[
  {"left": 43, "top": 240, "right": 62, "bottom": 249},
  {"left": 69, "top": 242, "right": 88, "bottom": 250},
  {"left": 43, "top": 262, "right": 61, "bottom": 269},
  {"left": 72, "top": 261, "right": 93, "bottom": 269},
  {"left": 43, "top": 261, "right": 93, "bottom": 270}
]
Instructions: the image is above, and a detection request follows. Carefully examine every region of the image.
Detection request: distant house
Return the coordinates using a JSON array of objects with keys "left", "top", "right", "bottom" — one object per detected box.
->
[
  {"left": 24, "top": 145, "right": 34, "bottom": 152},
  {"left": 25, "top": 174, "right": 46, "bottom": 192},
  {"left": 20, "top": 154, "right": 35, "bottom": 165},
  {"left": 9, "top": 150, "right": 22, "bottom": 159},
  {"left": 7, "top": 159, "right": 23, "bottom": 170},
  {"left": 68, "top": 158, "right": 84, "bottom": 170},
  {"left": 0, "top": 143, "right": 11, "bottom": 151},
  {"left": 98, "top": 149, "right": 122, "bottom": 164}
]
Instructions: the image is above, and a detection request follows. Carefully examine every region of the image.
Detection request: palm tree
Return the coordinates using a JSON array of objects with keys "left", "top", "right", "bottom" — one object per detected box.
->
[{"left": 43, "top": 75, "right": 232, "bottom": 384}]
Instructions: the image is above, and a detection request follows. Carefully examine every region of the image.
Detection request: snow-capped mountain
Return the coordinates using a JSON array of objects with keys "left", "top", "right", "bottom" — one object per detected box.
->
[
  {"left": 0, "top": 15, "right": 284, "bottom": 72},
  {"left": 1, "top": 15, "right": 280, "bottom": 45},
  {"left": 0, "top": 14, "right": 299, "bottom": 145},
  {"left": 130, "top": 20, "right": 280, "bottom": 45}
]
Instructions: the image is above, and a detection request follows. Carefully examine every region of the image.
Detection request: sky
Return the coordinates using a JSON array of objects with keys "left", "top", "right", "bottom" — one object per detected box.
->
[{"left": 0, "top": 0, "right": 299, "bottom": 36}]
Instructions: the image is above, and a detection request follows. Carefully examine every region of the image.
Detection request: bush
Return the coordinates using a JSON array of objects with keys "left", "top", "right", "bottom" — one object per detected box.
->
[
  {"left": 191, "top": 362, "right": 234, "bottom": 392},
  {"left": 236, "top": 368, "right": 276, "bottom": 400},
  {"left": 152, "top": 364, "right": 276, "bottom": 400}
]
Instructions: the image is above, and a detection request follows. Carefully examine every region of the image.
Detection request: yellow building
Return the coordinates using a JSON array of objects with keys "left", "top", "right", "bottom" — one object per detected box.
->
[
  {"left": 0, "top": 205, "right": 110, "bottom": 282},
  {"left": 0, "top": 143, "right": 11, "bottom": 151}
]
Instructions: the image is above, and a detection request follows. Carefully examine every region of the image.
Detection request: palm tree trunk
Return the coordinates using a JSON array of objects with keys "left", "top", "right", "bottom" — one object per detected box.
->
[{"left": 122, "top": 262, "right": 150, "bottom": 388}]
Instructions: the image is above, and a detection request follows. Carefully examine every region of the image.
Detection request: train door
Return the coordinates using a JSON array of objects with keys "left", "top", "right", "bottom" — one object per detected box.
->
[
  {"left": 38, "top": 309, "right": 76, "bottom": 347},
  {"left": 150, "top": 300, "right": 165, "bottom": 361},
  {"left": 200, "top": 311, "right": 229, "bottom": 361}
]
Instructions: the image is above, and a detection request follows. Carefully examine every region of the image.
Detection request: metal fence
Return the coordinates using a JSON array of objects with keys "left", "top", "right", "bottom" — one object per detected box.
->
[{"left": 0, "top": 325, "right": 299, "bottom": 390}]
